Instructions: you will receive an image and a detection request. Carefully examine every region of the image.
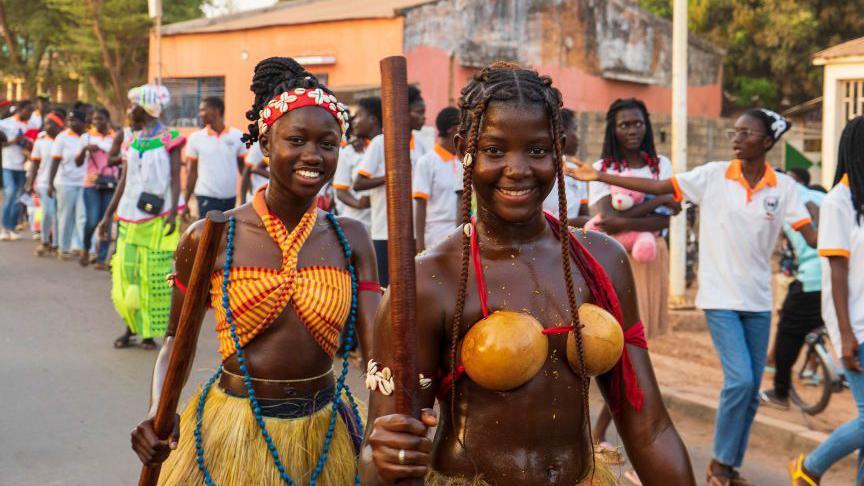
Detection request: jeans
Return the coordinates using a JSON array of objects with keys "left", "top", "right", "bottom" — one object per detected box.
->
[
  {"left": 373, "top": 239, "right": 388, "bottom": 287},
  {"left": 2, "top": 169, "right": 26, "bottom": 230},
  {"left": 196, "top": 195, "right": 235, "bottom": 217},
  {"left": 83, "top": 187, "right": 114, "bottom": 262},
  {"left": 804, "top": 345, "right": 864, "bottom": 483},
  {"left": 55, "top": 185, "right": 86, "bottom": 252},
  {"left": 704, "top": 309, "right": 772, "bottom": 467},
  {"left": 37, "top": 187, "right": 57, "bottom": 246},
  {"left": 773, "top": 281, "right": 823, "bottom": 399}
]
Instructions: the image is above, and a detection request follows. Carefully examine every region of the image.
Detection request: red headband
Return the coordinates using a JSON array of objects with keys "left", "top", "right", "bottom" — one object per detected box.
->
[
  {"left": 257, "top": 87, "right": 349, "bottom": 137},
  {"left": 46, "top": 113, "right": 65, "bottom": 128}
]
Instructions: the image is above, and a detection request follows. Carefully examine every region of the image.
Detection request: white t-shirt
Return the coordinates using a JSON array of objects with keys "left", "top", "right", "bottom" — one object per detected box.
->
[
  {"left": 333, "top": 143, "right": 371, "bottom": 229},
  {"left": 51, "top": 130, "right": 87, "bottom": 187},
  {"left": 673, "top": 160, "right": 811, "bottom": 311},
  {"left": 244, "top": 142, "right": 270, "bottom": 196},
  {"left": 30, "top": 134, "right": 55, "bottom": 191},
  {"left": 186, "top": 126, "right": 246, "bottom": 199},
  {"left": 543, "top": 158, "right": 589, "bottom": 219},
  {"left": 0, "top": 115, "right": 37, "bottom": 171},
  {"left": 818, "top": 175, "right": 864, "bottom": 349},
  {"left": 413, "top": 144, "right": 460, "bottom": 247},
  {"left": 588, "top": 155, "right": 673, "bottom": 207},
  {"left": 355, "top": 133, "right": 427, "bottom": 240}
]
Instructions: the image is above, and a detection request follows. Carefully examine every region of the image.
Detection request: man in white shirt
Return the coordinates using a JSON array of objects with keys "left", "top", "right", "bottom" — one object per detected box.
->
[
  {"left": 48, "top": 110, "right": 88, "bottom": 257},
  {"left": 0, "top": 100, "right": 36, "bottom": 240},
  {"left": 413, "top": 106, "right": 460, "bottom": 252},
  {"left": 354, "top": 86, "right": 427, "bottom": 286},
  {"left": 183, "top": 97, "right": 247, "bottom": 217},
  {"left": 333, "top": 96, "right": 381, "bottom": 230}
]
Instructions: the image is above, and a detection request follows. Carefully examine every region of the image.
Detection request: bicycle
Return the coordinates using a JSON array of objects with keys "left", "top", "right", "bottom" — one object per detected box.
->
[{"left": 789, "top": 326, "right": 849, "bottom": 415}]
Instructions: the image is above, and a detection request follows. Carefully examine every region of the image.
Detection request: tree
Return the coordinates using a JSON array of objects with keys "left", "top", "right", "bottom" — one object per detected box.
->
[
  {"left": 0, "top": 0, "right": 66, "bottom": 98},
  {"left": 639, "top": 0, "right": 864, "bottom": 109}
]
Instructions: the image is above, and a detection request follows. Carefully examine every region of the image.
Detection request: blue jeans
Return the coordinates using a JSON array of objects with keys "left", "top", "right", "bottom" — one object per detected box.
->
[
  {"left": 196, "top": 195, "right": 234, "bottom": 217},
  {"left": 37, "top": 187, "right": 57, "bottom": 246},
  {"left": 2, "top": 169, "right": 26, "bottom": 230},
  {"left": 55, "top": 185, "right": 85, "bottom": 252},
  {"left": 83, "top": 187, "right": 114, "bottom": 262},
  {"left": 704, "top": 309, "right": 772, "bottom": 467},
  {"left": 805, "top": 345, "right": 864, "bottom": 483}
]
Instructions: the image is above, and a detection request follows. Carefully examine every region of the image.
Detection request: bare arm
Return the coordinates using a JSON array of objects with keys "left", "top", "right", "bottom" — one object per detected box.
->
[
  {"left": 354, "top": 173, "right": 386, "bottom": 191},
  {"left": 100, "top": 159, "right": 127, "bottom": 228},
  {"left": 239, "top": 166, "right": 252, "bottom": 205},
  {"left": 47, "top": 157, "right": 61, "bottom": 196},
  {"left": 75, "top": 146, "right": 87, "bottom": 167},
  {"left": 183, "top": 157, "right": 198, "bottom": 205},
  {"left": 341, "top": 217, "right": 380, "bottom": 362},
  {"left": 414, "top": 198, "right": 427, "bottom": 254},
  {"left": 107, "top": 131, "right": 124, "bottom": 166},
  {"left": 829, "top": 256, "right": 861, "bottom": 372},
  {"left": 798, "top": 222, "right": 818, "bottom": 248},
  {"left": 336, "top": 188, "right": 370, "bottom": 210}
]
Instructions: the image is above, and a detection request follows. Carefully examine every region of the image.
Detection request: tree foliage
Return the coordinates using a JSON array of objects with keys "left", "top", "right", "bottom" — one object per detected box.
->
[
  {"left": 0, "top": 0, "right": 67, "bottom": 97},
  {"left": 640, "top": 0, "right": 864, "bottom": 108}
]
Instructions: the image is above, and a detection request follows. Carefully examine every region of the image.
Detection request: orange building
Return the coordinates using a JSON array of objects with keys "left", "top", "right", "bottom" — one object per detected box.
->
[{"left": 151, "top": 0, "right": 724, "bottom": 132}]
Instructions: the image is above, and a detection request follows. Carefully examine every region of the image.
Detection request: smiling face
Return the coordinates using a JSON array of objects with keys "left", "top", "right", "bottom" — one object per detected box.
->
[
  {"left": 260, "top": 106, "right": 341, "bottom": 201},
  {"left": 731, "top": 114, "right": 773, "bottom": 161},
  {"left": 461, "top": 101, "right": 556, "bottom": 224}
]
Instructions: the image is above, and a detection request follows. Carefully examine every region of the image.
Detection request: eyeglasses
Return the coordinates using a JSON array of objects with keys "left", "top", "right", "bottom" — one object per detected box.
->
[
  {"left": 725, "top": 128, "right": 766, "bottom": 141},
  {"left": 617, "top": 120, "right": 645, "bottom": 131}
]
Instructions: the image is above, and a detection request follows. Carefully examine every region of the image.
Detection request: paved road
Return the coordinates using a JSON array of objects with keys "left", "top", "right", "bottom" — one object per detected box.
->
[{"left": 0, "top": 236, "right": 855, "bottom": 485}]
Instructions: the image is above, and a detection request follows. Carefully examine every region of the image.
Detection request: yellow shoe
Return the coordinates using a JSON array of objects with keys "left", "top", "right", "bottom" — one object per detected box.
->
[{"left": 788, "top": 454, "right": 818, "bottom": 485}]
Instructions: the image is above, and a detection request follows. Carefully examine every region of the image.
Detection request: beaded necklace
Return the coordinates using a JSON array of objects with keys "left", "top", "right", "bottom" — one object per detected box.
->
[{"left": 194, "top": 214, "right": 364, "bottom": 486}]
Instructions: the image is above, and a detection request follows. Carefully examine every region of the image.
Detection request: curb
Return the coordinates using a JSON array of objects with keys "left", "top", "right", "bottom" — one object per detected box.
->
[{"left": 660, "top": 387, "right": 857, "bottom": 469}]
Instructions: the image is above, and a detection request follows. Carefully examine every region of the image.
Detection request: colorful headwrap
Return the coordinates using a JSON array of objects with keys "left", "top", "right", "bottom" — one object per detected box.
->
[
  {"left": 749, "top": 108, "right": 791, "bottom": 142},
  {"left": 127, "top": 84, "right": 170, "bottom": 118},
  {"left": 257, "top": 87, "right": 350, "bottom": 137}
]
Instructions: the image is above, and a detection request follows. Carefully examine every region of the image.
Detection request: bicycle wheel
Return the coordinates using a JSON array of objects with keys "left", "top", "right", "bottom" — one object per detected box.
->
[{"left": 789, "top": 345, "right": 833, "bottom": 415}]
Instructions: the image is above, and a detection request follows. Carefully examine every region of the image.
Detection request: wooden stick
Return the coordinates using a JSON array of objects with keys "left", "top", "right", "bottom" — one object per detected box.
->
[
  {"left": 380, "top": 56, "right": 419, "bottom": 420},
  {"left": 138, "top": 211, "right": 228, "bottom": 486}
]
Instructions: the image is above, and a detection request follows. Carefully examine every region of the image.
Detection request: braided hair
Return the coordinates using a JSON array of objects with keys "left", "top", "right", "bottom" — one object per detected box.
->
[
  {"left": 452, "top": 62, "right": 594, "bottom": 474},
  {"left": 600, "top": 98, "right": 660, "bottom": 177},
  {"left": 242, "top": 57, "right": 340, "bottom": 147},
  {"left": 835, "top": 116, "right": 864, "bottom": 224}
]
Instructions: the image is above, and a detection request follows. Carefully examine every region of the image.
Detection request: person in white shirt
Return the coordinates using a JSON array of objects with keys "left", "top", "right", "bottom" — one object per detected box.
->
[
  {"left": 26, "top": 110, "right": 66, "bottom": 255},
  {"left": 0, "top": 100, "right": 37, "bottom": 240},
  {"left": 792, "top": 116, "right": 864, "bottom": 485},
  {"left": 240, "top": 141, "right": 270, "bottom": 204},
  {"left": 413, "top": 106, "right": 460, "bottom": 252},
  {"left": 542, "top": 108, "right": 590, "bottom": 226},
  {"left": 333, "top": 96, "right": 381, "bottom": 230},
  {"left": 48, "top": 108, "right": 88, "bottom": 259},
  {"left": 354, "top": 85, "right": 427, "bottom": 286},
  {"left": 183, "top": 97, "right": 247, "bottom": 217},
  {"left": 572, "top": 108, "right": 817, "bottom": 484}
]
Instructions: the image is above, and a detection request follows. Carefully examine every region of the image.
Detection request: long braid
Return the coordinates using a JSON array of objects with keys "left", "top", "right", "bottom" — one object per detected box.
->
[
  {"left": 600, "top": 98, "right": 660, "bottom": 177},
  {"left": 836, "top": 116, "right": 864, "bottom": 224}
]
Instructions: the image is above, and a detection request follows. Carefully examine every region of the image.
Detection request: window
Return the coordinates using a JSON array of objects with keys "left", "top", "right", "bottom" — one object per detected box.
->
[
  {"left": 162, "top": 77, "right": 225, "bottom": 128},
  {"left": 841, "top": 79, "right": 864, "bottom": 121}
]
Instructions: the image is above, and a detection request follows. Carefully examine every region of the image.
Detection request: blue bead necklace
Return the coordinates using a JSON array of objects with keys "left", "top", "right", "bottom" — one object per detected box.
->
[{"left": 194, "top": 214, "right": 364, "bottom": 486}]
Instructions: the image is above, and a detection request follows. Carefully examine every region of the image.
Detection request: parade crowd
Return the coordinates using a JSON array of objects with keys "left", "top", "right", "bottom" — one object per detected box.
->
[{"left": 1, "top": 56, "right": 863, "bottom": 485}]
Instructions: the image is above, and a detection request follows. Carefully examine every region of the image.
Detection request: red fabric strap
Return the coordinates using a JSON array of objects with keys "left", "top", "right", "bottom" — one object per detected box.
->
[
  {"left": 437, "top": 365, "right": 465, "bottom": 400},
  {"left": 469, "top": 219, "right": 490, "bottom": 318},
  {"left": 542, "top": 325, "right": 575, "bottom": 335},
  {"left": 172, "top": 276, "right": 187, "bottom": 294},
  {"left": 358, "top": 280, "right": 383, "bottom": 294},
  {"left": 544, "top": 212, "right": 644, "bottom": 413}
]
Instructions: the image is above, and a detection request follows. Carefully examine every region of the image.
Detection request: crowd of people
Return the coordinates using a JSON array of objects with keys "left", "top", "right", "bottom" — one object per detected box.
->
[{"left": 2, "top": 54, "right": 862, "bottom": 485}]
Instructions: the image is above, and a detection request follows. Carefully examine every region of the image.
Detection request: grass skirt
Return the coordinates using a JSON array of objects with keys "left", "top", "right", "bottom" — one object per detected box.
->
[
  {"left": 158, "top": 385, "right": 361, "bottom": 485},
  {"left": 425, "top": 452, "right": 618, "bottom": 485},
  {"left": 111, "top": 218, "right": 179, "bottom": 338}
]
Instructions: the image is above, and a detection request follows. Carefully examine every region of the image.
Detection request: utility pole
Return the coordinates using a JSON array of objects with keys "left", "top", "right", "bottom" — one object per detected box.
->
[
  {"left": 149, "top": 0, "right": 162, "bottom": 85},
  {"left": 669, "top": 0, "right": 688, "bottom": 307}
]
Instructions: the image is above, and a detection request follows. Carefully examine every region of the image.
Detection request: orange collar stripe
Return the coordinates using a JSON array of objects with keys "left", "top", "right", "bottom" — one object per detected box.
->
[
  {"left": 725, "top": 159, "right": 777, "bottom": 202},
  {"left": 433, "top": 143, "right": 456, "bottom": 162}
]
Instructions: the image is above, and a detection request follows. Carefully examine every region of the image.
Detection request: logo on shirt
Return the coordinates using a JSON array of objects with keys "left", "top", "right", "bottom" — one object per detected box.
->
[{"left": 763, "top": 196, "right": 779, "bottom": 213}]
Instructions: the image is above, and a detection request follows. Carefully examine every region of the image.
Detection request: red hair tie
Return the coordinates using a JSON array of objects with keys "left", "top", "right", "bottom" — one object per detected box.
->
[{"left": 46, "top": 113, "right": 65, "bottom": 128}]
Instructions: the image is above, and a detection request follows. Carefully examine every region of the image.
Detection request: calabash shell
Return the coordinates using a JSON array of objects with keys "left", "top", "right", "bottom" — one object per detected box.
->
[
  {"left": 566, "top": 303, "right": 624, "bottom": 377},
  {"left": 461, "top": 311, "right": 548, "bottom": 391}
]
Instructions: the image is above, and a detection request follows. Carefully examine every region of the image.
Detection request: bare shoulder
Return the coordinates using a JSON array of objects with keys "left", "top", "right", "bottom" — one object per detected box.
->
[
  {"left": 570, "top": 228, "right": 632, "bottom": 282},
  {"left": 415, "top": 233, "right": 464, "bottom": 298}
]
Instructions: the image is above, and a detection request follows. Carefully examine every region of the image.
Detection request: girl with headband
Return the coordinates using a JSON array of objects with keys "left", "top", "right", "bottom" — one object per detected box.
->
[
  {"left": 362, "top": 62, "right": 694, "bottom": 485},
  {"left": 130, "top": 58, "right": 379, "bottom": 485},
  {"left": 571, "top": 107, "right": 817, "bottom": 485}
]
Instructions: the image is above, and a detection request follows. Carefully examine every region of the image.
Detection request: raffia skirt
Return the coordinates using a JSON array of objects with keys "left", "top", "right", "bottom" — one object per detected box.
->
[
  {"left": 425, "top": 454, "right": 619, "bottom": 485},
  {"left": 157, "top": 385, "right": 363, "bottom": 485},
  {"left": 627, "top": 236, "right": 669, "bottom": 339}
]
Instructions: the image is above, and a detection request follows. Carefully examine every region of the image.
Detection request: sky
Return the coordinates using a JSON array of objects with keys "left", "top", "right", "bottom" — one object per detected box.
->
[{"left": 203, "top": 0, "right": 278, "bottom": 17}]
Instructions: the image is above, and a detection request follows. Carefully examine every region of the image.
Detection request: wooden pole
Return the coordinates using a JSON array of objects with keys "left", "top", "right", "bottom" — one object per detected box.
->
[
  {"left": 138, "top": 211, "right": 227, "bottom": 486},
  {"left": 379, "top": 56, "right": 419, "bottom": 420}
]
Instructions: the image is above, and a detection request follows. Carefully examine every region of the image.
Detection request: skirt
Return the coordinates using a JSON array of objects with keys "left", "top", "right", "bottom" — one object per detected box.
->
[
  {"left": 627, "top": 236, "right": 669, "bottom": 339},
  {"left": 158, "top": 385, "right": 362, "bottom": 485},
  {"left": 425, "top": 453, "right": 618, "bottom": 485},
  {"left": 110, "top": 218, "right": 179, "bottom": 338}
]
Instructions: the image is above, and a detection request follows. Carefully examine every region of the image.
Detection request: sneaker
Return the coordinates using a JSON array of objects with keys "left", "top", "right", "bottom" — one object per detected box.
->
[
  {"left": 7, "top": 231, "right": 22, "bottom": 241},
  {"left": 58, "top": 251, "right": 74, "bottom": 261},
  {"left": 758, "top": 389, "right": 790, "bottom": 410},
  {"left": 32, "top": 231, "right": 41, "bottom": 240},
  {"left": 0, "top": 230, "right": 9, "bottom": 241}
]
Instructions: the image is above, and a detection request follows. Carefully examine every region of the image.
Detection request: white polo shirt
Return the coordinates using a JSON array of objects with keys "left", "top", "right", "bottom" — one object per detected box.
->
[
  {"left": 0, "top": 115, "right": 37, "bottom": 171},
  {"left": 186, "top": 126, "right": 246, "bottom": 199},
  {"left": 544, "top": 158, "right": 590, "bottom": 219},
  {"left": 333, "top": 142, "right": 371, "bottom": 229},
  {"left": 244, "top": 142, "right": 270, "bottom": 196},
  {"left": 51, "top": 130, "right": 87, "bottom": 187},
  {"left": 413, "top": 144, "right": 460, "bottom": 247},
  {"left": 672, "top": 160, "right": 811, "bottom": 311},
  {"left": 30, "top": 133, "right": 55, "bottom": 192},
  {"left": 355, "top": 133, "right": 427, "bottom": 241},
  {"left": 818, "top": 175, "right": 864, "bottom": 349}
]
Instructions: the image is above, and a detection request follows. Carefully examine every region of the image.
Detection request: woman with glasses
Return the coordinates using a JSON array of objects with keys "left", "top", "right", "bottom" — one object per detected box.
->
[{"left": 571, "top": 108, "right": 817, "bottom": 485}]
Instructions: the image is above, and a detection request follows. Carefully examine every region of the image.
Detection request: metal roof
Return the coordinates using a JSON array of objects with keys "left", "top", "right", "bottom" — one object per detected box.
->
[{"left": 813, "top": 36, "right": 864, "bottom": 62}]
